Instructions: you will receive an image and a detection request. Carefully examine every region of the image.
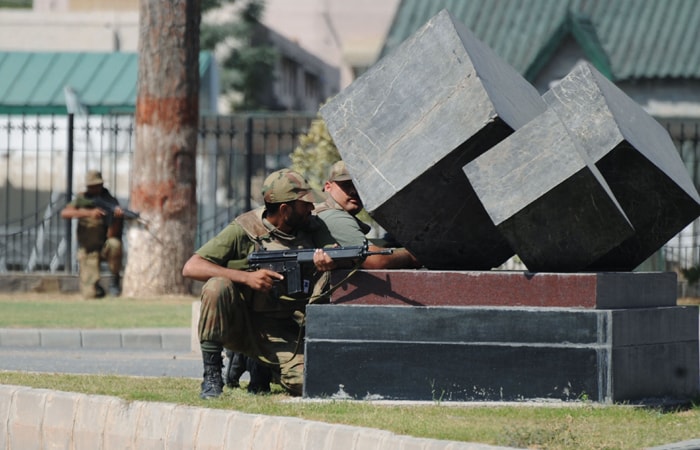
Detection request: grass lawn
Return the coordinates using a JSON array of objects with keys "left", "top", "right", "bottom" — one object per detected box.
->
[
  {"left": 0, "top": 371, "right": 698, "bottom": 449},
  {"left": 0, "top": 292, "right": 194, "bottom": 328}
]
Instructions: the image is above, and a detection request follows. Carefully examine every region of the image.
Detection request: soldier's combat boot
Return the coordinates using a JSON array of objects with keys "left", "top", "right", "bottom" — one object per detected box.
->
[
  {"left": 222, "top": 350, "right": 247, "bottom": 388},
  {"left": 247, "top": 357, "right": 272, "bottom": 394},
  {"left": 108, "top": 273, "right": 121, "bottom": 297},
  {"left": 94, "top": 283, "right": 106, "bottom": 299},
  {"left": 200, "top": 351, "right": 224, "bottom": 399}
]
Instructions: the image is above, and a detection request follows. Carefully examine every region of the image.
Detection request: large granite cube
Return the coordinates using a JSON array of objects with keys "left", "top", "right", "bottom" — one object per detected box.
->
[
  {"left": 320, "top": 9, "right": 546, "bottom": 269},
  {"left": 463, "top": 108, "right": 634, "bottom": 271},
  {"left": 543, "top": 62, "right": 700, "bottom": 270}
]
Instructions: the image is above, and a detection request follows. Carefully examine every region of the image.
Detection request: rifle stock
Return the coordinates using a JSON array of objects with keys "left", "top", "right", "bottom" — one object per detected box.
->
[{"left": 248, "top": 241, "right": 392, "bottom": 296}]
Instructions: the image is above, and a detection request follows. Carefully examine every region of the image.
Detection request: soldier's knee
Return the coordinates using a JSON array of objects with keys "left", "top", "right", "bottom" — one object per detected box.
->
[{"left": 279, "top": 355, "right": 304, "bottom": 397}]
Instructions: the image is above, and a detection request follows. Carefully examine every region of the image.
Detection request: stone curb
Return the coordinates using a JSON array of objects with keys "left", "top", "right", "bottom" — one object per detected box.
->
[
  {"left": 0, "top": 328, "right": 191, "bottom": 351},
  {"left": 0, "top": 384, "right": 518, "bottom": 450}
]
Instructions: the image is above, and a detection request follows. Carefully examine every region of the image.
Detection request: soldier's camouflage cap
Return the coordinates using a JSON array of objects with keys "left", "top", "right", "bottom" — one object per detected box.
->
[
  {"left": 328, "top": 160, "right": 353, "bottom": 182},
  {"left": 85, "top": 170, "right": 104, "bottom": 186},
  {"left": 262, "top": 169, "right": 324, "bottom": 204}
]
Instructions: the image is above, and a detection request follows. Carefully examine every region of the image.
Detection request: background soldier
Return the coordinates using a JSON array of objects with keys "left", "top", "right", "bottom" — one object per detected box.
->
[{"left": 61, "top": 170, "right": 124, "bottom": 298}]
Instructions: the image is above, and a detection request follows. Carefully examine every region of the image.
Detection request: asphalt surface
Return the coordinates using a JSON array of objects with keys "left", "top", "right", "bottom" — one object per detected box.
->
[
  {"left": 0, "top": 347, "right": 202, "bottom": 378},
  {"left": 0, "top": 328, "right": 206, "bottom": 379}
]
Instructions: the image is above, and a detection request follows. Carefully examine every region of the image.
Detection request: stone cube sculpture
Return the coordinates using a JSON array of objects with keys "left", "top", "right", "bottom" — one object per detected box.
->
[
  {"left": 463, "top": 108, "right": 634, "bottom": 271},
  {"left": 543, "top": 62, "right": 700, "bottom": 270},
  {"left": 320, "top": 9, "right": 546, "bottom": 269}
]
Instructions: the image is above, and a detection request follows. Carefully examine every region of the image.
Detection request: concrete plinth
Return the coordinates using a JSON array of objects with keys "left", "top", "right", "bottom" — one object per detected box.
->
[
  {"left": 303, "top": 270, "right": 699, "bottom": 403},
  {"left": 320, "top": 9, "right": 545, "bottom": 270},
  {"left": 305, "top": 304, "right": 698, "bottom": 402},
  {"left": 543, "top": 62, "right": 700, "bottom": 270}
]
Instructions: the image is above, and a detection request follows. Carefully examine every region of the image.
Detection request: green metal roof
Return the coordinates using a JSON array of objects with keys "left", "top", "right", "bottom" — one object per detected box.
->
[
  {"left": 0, "top": 51, "right": 213, "bottom": 115},
  {"left": 382, "top": 0, "right": 700, "bottom": 82}
]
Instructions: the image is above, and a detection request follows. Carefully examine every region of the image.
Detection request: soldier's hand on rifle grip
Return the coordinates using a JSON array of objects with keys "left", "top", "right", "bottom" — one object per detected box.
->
[
  {"left": 313, "top": 248, "right": 336, "bottom": 272},
  {"left": 89, "top": 208, "right": 106, "bottom": 219},
  {"left": 112, "top": 206, "right": 125, "bottom": 219},
  {"left": 246, "top": 268, "right": 284, "bottom": 293}
]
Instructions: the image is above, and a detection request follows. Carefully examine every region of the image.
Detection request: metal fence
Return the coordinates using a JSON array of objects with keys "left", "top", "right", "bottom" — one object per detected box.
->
[
  {"left": 1, "top": 113, "right": 700, "bottom": 285},
  {"left": 0, "top": 112, "right": 315, "bottom": 273}
]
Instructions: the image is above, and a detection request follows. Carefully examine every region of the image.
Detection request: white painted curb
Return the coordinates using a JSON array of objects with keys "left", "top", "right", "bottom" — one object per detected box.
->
[{"left": 0, "top": 385, "right": 516, "bottom": 449}]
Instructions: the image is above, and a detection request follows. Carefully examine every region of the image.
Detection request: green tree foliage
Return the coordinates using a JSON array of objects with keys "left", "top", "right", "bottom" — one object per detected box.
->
[
  {"left": 290, "top": 117, "right": 340, "bottom": 191},
  {"left": 200, "top": 0, "right": 277, "bottom": 111}
]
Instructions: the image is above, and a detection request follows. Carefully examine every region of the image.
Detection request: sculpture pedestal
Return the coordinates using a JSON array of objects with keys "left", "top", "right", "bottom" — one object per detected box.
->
[{"left": 303, "top": 270, "right": 699, "bottom": 403}]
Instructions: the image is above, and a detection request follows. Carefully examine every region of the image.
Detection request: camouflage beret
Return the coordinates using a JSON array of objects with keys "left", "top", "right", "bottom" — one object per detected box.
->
[
  {"left": 85, "top": 170, "right": 104, "bottom": 186},
  {"left": 262, "top": 169, "right": 324, "bottom": 204},
  {"left": 328, "top": 160, "right": 353, "bottom": 182}
]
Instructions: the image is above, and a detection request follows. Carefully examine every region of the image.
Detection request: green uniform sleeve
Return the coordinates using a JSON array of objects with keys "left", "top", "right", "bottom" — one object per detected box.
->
[
  {"left": 316, "top": 209, "right": 367, "bottom": 247},
  {"left": 195, "top": 221, "right": 254, "bottom": 270}
]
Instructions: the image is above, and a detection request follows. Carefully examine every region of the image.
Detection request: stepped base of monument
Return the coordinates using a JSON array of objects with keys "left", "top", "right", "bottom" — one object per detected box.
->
[{"left": 303, "top": 270, "right": 699, "bottom": 403}]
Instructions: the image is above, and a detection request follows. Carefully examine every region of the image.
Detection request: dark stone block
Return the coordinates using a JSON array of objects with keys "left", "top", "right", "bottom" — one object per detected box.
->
[
  {"left": 543, "top": 62, "right": 700, "bottom": 270},
  {"left": 320, "top": 9, "right": 546, "bottom": 269},
  {"left": 304, "top": 304, "right": 699, "bottom": 402},
  {"left": 463, "top": 108, "right": 634, "bottom": 271},
  {"left": 306, "top": 340, "right": 601, "bottom": 402}
]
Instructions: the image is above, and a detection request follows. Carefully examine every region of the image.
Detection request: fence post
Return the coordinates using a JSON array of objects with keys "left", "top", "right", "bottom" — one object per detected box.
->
[
  {"left": 64, "top": 113, "right": 74, "bottom": 274},
  {"left": 245, "top": 115, "right": 253, "bottom": 211}
]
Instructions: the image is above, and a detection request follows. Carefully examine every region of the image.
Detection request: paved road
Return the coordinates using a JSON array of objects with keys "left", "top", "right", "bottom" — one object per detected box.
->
[
  {"left": 0, "top": 347, "right": 202, "bottom": 378},
  {"left": 0, "top": 327, "right": 212, "bottom": 380}
]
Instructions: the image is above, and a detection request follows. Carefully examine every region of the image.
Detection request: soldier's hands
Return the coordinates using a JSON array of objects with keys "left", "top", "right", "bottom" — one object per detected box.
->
[
  {"left": 112, "top": 206, "right": 124, "bottom": 218},
  {"left": 246, "top": 269, "right": 283, "bottom": 292},
  {"left": 313, "top": 248, "right": 336, "bottom": 272},
  {"left": 89, "top": 208, "right": 106, "bottom": 219}
]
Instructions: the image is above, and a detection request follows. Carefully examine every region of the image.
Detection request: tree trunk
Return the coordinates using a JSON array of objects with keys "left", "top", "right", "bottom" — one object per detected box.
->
[{"left": 123, "top": 0, "right": 201, "bottom": 296}]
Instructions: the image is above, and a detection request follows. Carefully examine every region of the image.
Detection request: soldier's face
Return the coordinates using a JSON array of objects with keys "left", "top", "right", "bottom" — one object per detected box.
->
[
  {"left": 325, "top": 180, "right": 363, "bottom": 216},
  {"left": 86, "top": 184, "right": 103, "bottom": 196},
  {"left": 284, "top": 200, "right": 314, "bottom": 230}
]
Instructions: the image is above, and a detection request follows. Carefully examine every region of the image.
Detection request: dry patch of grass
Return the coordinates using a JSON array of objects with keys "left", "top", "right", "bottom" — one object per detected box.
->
[{"left": 678, "top": 297, "right": 700, "bottom": 306}]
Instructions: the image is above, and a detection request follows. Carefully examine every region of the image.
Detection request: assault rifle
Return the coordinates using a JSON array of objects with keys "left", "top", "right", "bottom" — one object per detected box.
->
[
  {"left": 77, "top": 196, "right": 145, "bottom": 226},
  {"left": 248, "top": 240, "right": 392, "bottom": 296}
]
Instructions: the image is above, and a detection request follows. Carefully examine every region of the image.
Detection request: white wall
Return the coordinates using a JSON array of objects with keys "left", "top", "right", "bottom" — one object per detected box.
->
[{"left": 0, "top": 9, "right": 139, "bottom": 52}]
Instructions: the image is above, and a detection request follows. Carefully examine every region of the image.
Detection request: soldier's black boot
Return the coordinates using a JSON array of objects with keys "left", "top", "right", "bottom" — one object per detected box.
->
[
  {"left": 247, "top": 358, "right": 272, "bottom": 394},
  {"left": 200, "top": 351, "right": 224, "bottom": 399},
  {"left": 108, "top": 273, "right": 121, "bottom": 297},
  {"left": 222, "top": 350, "right": 247, "bottom": 389},
  {"left": 94, "top": 282, "right": 106, "bottom": 299}
]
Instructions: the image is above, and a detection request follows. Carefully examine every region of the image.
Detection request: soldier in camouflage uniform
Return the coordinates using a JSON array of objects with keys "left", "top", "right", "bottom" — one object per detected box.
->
[
  {"left": 61, "top": 170, "right": 124, "bottom": 298},
  {"left": 182, "top": 169, "right": 338, "bottom": 399},
  {"left": 315, "top": 160, "right": 421, "bottom": 269}
]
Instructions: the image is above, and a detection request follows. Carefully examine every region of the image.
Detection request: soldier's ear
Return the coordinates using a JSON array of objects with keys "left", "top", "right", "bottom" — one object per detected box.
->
[{"left": 278, "top": 202, "right": 292, "bottom": 216}]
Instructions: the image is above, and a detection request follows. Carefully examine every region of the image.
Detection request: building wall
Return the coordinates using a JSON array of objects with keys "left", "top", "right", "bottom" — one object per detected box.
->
[
  {"left": 0, "top": 9, "right": 139, "bottom": 52},
  {"left": 533, "top": 37, "right": 700, "bottom": 119},
  {"left": 261, "top": 0, "right": 400, "bottom": 88}
]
